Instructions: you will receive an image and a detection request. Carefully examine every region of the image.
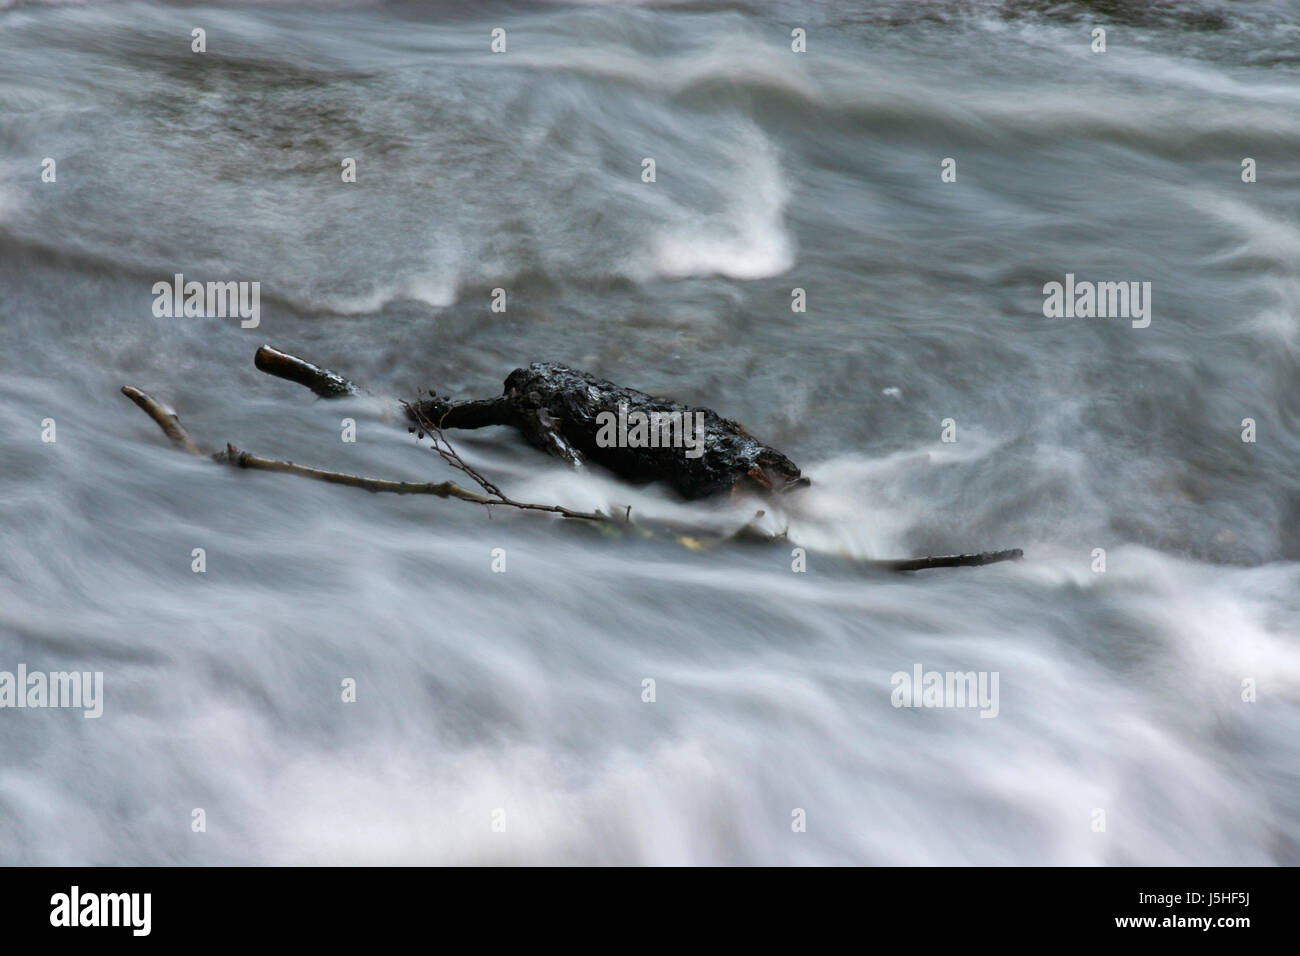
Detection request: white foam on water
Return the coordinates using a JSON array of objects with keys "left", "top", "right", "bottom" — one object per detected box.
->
[
  {"left": 644, "top": 128, "right": 794, "bottom": 281},
  {"left": 3, "top": 0, "right": 1299, "bottom": 868}
]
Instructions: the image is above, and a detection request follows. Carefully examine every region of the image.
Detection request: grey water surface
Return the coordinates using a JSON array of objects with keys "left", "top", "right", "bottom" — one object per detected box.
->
[{"left": 1, "top": 0, "right": 1298, "bottom": 864}]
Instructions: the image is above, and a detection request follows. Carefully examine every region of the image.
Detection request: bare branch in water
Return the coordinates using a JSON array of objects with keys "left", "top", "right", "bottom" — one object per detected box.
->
[
  {"left": 119, "top": 384, "right": 607, "bottom": 521},
  {"left": 120, "top": 386, "right": 203, "bottom": 456},
  {"left": 874, "top": 549, "right": 1024, "bottom": 572},
  {"left": 254, "top": 344, "right": 358, "bottom": 397},
  {"left": 121, "top": 368, "right": 1024, "bottom": 572},
  {"left": 405, "top": 393, "right": 507, "bottom": 500},
  {"left": 214, "top": 444, "right": 496, "bottom": 503}
]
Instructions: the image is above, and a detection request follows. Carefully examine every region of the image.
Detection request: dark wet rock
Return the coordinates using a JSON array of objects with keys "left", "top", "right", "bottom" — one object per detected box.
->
[{"left": 411, "top": 362, "right": 806, "bottom": 500}]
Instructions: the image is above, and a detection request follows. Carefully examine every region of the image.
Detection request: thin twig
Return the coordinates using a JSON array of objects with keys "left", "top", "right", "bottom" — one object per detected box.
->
[
  {"left": 406, "top": 397, "right": 610, "bottom": 520},
  {"left": 215, "top": 443, "right": 608, "bottom": 519},
  {"left": 119, "top": 384, "right": 606, "bottom": 520},
  {"left": 874, "top": 549, "right": 1024, "bottom": 572},
  {"left": 406, "top": 394, "right": 507, "bottom": 499},
  {"left": 120, "top": 386, "right": 203, "bottom": 455},
  {"left": 212, "top": 444, "right": 492, "bottom": 500}
]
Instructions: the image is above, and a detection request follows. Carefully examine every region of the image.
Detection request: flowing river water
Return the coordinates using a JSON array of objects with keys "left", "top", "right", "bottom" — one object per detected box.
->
[{"left": 1, "top": 0, "right": 1298, "bottom": 864}]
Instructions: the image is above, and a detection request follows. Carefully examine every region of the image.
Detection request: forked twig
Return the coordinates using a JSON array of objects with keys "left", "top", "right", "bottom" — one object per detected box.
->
[
  {"left": 405, "top": 392, "right": 507, "bottom": 500},
  {"left": 120, "top": 385, "right": 608, "bottom": 521},
  {"left": 402, "top": 393, "right": 611, "bottom": 520}
]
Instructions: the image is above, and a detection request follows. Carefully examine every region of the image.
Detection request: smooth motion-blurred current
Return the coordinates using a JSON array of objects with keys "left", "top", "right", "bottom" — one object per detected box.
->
[{"left": 1, "top": 0, "right": 1298, "bottom": 864}]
